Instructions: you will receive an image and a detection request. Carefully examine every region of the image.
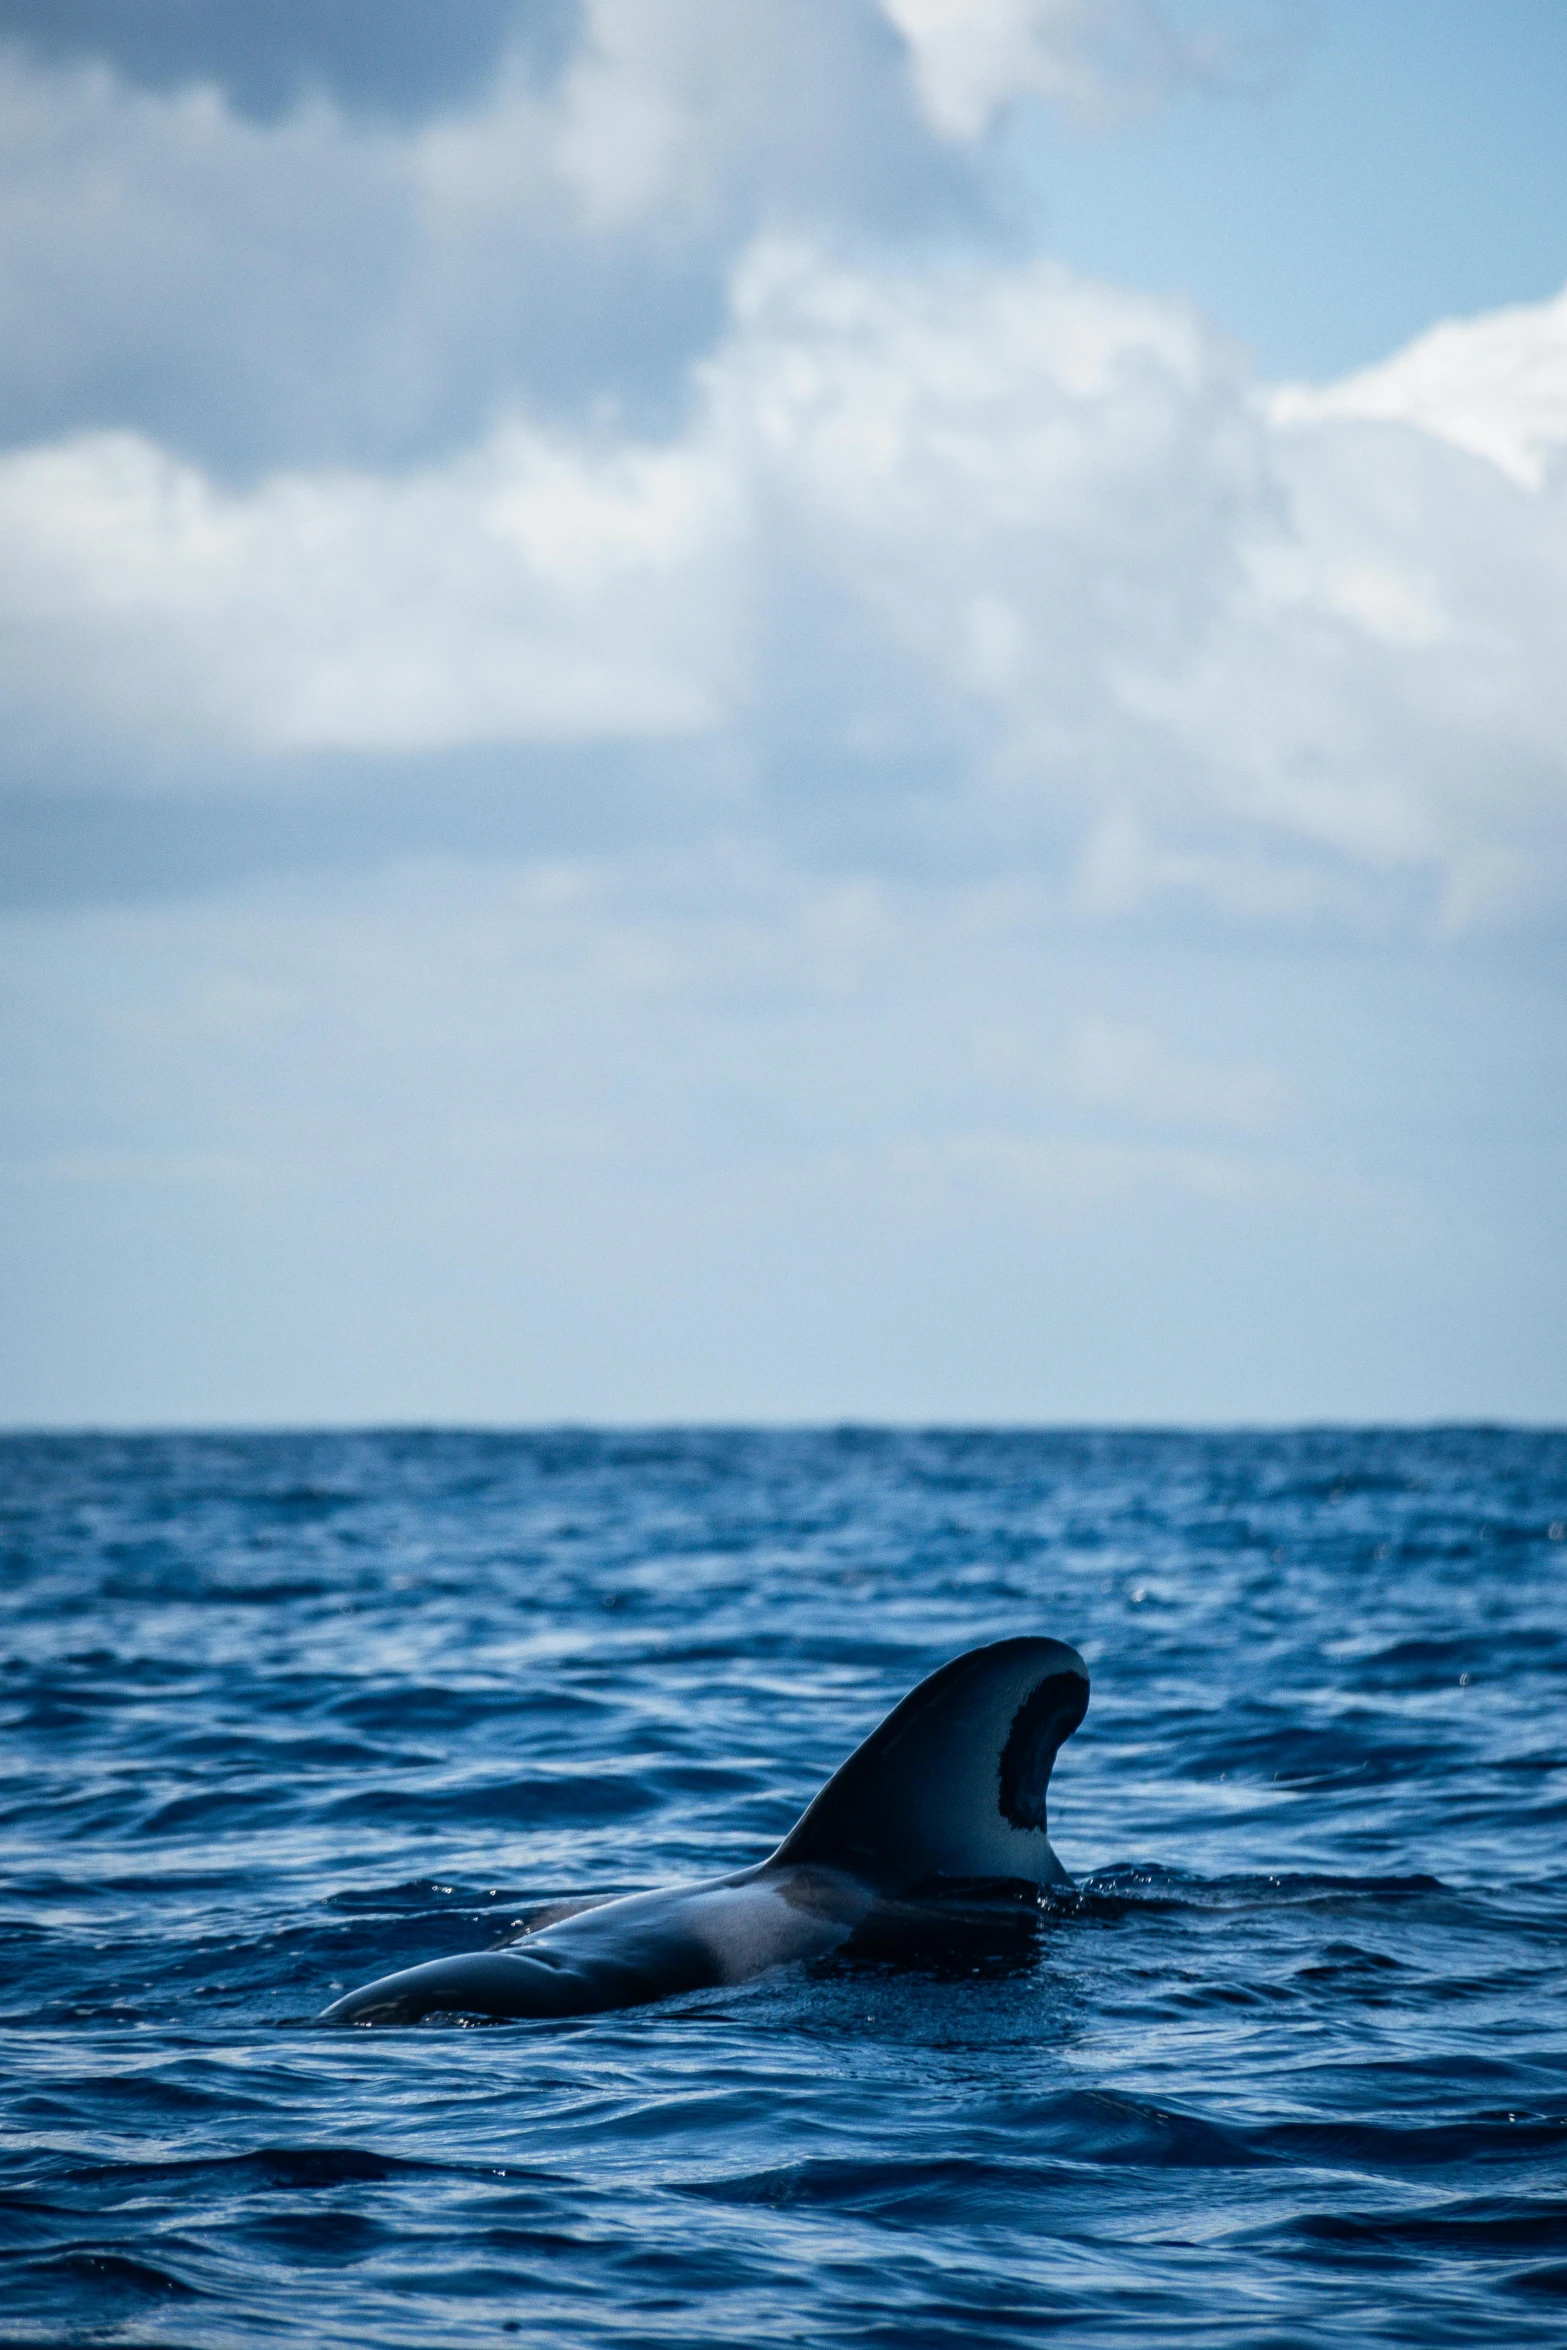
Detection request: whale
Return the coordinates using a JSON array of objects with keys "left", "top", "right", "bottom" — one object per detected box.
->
[{"left": 319, "top": 1635, "right": 1088, "bottom": 2026}]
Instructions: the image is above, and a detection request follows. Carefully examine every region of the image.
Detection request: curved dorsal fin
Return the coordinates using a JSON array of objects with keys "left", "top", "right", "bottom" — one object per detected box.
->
[{"left": 771, "top": 1636, "right": 1089, "bottom": 1892}]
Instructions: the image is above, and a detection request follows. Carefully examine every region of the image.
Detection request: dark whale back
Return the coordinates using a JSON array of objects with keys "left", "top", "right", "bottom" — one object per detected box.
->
[
  {"left": 318, "top": 1635, "right": 1090, "bottom": 2023},
  {"left": 772, "top": 1636, "right": 1088, "bottom": 1892}
]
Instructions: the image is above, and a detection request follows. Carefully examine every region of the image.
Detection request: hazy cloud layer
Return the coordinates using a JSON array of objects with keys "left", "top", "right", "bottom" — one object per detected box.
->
[{"left": 6, "top": 841, "right": 1557, "bottom": 1423}]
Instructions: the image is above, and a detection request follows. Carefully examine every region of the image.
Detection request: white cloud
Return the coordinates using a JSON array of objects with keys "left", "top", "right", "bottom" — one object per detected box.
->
[
  {"left": 0, "top": 10, "right": 1564, "bottom": 930},
  {"left": 879, "top": 0, "right": 1300, "bottom": 138},
  {"left": 0, "top": 420, "right": 739, "bottom": 755},
  {"left": 5, "top": 237, "right": 1565, "bottom": 927},
  {"left": 1270, "top": 283, "right": 1567, "bottom": 492},
  {"left": 1129, "top": 357, "right": 1567, "bottom": 927}
]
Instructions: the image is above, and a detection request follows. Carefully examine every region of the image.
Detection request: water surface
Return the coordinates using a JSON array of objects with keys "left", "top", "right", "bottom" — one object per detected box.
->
[{"left": 4, "top": 1427, "right": 1565, "bottom": 2345}]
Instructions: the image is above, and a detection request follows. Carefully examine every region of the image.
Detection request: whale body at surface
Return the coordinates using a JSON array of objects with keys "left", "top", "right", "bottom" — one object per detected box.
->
[{"left": 319, "top": 1636, "right": 1088, "bottom": 2026}]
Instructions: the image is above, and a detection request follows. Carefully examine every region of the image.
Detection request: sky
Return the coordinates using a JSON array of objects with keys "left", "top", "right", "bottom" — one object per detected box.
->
[{"left": 1, "top": 0, "right": 1564, "bottom": 1428}]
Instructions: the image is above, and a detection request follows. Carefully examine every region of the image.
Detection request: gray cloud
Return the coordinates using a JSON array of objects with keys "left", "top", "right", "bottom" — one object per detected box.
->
[
  {"left": 0, "top": 1, "right": 1306, "bottom": 476},
  {"left": 0, "top": 0, "right": 553, "bottom": 124},
  {"left": 0, "top": 3, "right": 978, "bottom": 473}
]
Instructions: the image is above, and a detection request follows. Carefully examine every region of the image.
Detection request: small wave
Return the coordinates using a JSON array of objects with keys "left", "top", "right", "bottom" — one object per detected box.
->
[
  {"left": 319, "top": 1774, "right": 662, "bottom": 1829},
  {"left": 1242, "top": 2193, "right": 1567, "bottom": 2257},
  {"left": 1060, "top": 1866, "right": 1446, "bottom": 1919},
  {"left": 9, "top": 2249, "right": 207, "bottom": 2303}
]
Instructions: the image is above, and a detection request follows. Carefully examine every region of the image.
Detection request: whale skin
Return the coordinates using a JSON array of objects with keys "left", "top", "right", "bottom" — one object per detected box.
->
[{"left": 319, "top": 1635, "right": 1088, "bottom": 2026}]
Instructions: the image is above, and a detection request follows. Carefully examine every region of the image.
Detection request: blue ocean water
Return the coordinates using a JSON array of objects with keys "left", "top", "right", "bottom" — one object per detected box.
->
[{"left": 3, "top": 1426, "right": 1565, "bottom": 2348}]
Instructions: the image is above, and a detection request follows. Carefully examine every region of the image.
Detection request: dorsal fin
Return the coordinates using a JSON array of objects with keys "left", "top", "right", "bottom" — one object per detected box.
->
[{"left": 771, "top": 1637, "right": 1089, "bottom": 1892}]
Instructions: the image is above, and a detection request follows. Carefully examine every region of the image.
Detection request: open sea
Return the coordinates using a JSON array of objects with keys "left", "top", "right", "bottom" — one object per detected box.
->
[{"left": 3, "top": 1425, "right": 1565, "bottom": 2348}]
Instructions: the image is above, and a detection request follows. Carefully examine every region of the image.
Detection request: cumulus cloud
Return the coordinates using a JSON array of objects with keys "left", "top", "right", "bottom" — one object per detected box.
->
[
  {"left": 0, "top": 0, "right": 1316, "bottom": 474},
  {"left": 1, "top": 3, "right": 1564, "bottom": 928},
  {"left": 1270, "top": 283, "right": 1567, "bottom": 492},
  {"left": 0, "top": 421, "right": 738, "bottom": 760},
  {"left": 4, "top": 230, "right": 1565, "bottom": 927}
]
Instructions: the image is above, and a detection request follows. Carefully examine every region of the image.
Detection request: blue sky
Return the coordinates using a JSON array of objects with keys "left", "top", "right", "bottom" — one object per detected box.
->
[
  {"left": 0, "top": 0, "right": 1563, "bottom": 1425},
  {"left": 1017, "top": 0, "right": 1567, "bottom": 376}
]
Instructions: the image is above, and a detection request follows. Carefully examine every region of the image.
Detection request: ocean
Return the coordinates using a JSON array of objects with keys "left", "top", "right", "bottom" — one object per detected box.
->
[{"left": 3, "top": 1425, "right": 1565, "bottom": 2347}]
